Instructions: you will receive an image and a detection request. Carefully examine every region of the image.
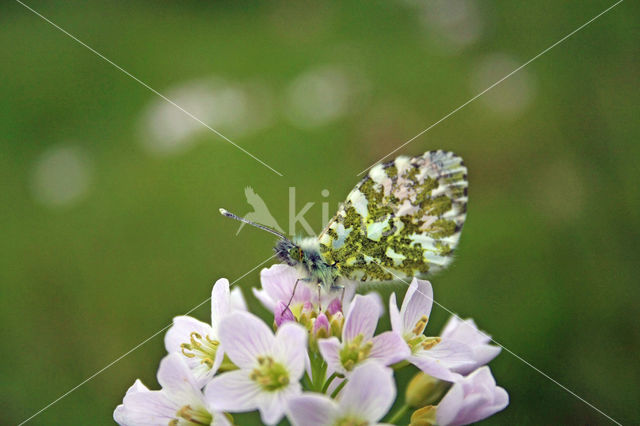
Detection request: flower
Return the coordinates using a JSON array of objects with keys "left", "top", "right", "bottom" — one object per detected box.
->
[
  {"left": 313, "top": 313, "right": 330, "bottom": 337},
  {"left": 318, "top": 293, "right": 409, "bottom": 375},
  {"left": 440, "top": 316, "right": 501, "bottom": 375},
  {"left": 390, "top": 278, "right": 477, "bottom": 382},
  {"left": 436, "top": 366, "right": 509, "bottom": 426},
  {"left": 164, "top": 278, "right": 246, "bottom": 387},
  {"left": 119, "top": 264, "right": 508, "bottom": 425},
  {"left": 405, "top": 372, "right": 448, "bottom": 408},
  {"left": 274, "top": 301, "right": 296, "bottom": 326},
  {"left": 114, "top": 353, "right": 229, "bottom": 426},
  {"left": 253, "top": 264, "right": 355, "bottom": 318},
  {"left": 204, "top": 311, "right": 307, "bottom": 425},
  {"left": 286, "top": 362, "right": 396, "bottom": 426}
]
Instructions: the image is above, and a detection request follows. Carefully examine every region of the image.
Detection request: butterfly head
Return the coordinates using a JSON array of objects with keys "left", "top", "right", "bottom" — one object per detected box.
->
[
  {"left": 274, "top": 238, "right": 302, "bottom": 266},
  {"left": 220, "top": 208, "right": 338, "bottom": 288}
]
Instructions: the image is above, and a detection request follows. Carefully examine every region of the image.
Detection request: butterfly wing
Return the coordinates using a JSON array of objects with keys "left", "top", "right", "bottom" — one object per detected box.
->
[{"left": 318, "top": 150, "right": 468, "bottom": 282}]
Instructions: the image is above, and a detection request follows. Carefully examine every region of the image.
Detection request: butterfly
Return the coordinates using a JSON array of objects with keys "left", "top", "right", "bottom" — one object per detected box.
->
[{"left": 221, "top": 150, "right": 468, "bottom": 291}]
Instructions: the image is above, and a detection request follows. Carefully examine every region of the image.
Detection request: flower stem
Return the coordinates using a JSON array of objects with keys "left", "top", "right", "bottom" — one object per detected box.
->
[
  {"left": 321, "top": 372, "right": 343, "bottom": 394},
  {"left": 391, "top": 360, "right": 409, "bottom": 370},
  {"left": 386, "top": 403, "right": 409, "bottom": 424},
  {"left": 330, "top": 378, "right": 348, "bottom": 398},
  {"left": 309, "top": 352, "right": 327, "bottom": 392}
]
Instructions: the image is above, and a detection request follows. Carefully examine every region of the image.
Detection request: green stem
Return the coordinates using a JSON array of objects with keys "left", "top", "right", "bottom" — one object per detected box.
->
[
  {"left": 308, "top": 352, "right": 327, "bottom": 392},
  {"left": 321, "top": 372, "right": 343, "bottom": 394},
  {"left": 386, "top": 403, "right": 409, "bottom": 424},
  {"left": 330, "top": 378, "right": 348, "bottom": 398},
  {"left": 391, "top": 360, "right": 409, "bottom": 370},
  {"left": 302, "top": 372, "right": 314, "bottom": 390}
]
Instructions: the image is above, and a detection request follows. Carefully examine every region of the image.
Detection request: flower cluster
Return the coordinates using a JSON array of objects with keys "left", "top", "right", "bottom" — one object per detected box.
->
[{"left": 115, "top": 265, "right": 508, "bottom": 425}]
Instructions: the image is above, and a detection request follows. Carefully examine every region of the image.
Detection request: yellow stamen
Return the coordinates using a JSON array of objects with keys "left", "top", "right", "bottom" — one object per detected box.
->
[
  {"left": 421, "top": 337, "right": 441, "bottom": 350},
  {"left": 412, "top": 315, "right": 429, "bottom": 336}
]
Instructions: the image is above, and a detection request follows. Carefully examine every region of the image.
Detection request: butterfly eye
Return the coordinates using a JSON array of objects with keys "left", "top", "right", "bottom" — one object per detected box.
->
[{"left": 289, "top": 247, "right": 302, "bottom": 261}]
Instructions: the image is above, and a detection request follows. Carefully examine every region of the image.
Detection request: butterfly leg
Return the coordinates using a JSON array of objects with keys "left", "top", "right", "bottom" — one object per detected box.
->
[
  {"left": 284, "top": 279, "right": 301, "bottom": 312},
  {"left": 285, "top": 277, "right": 313, "bottom": 312}
]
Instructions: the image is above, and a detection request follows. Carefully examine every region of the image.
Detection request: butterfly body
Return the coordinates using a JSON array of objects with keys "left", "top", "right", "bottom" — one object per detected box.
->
[
  {"left": 222, "top": 150, "right": 468, "bottom": 292},
  {"left": 275, "top": 236, "right": 340, "bottom": 289}
]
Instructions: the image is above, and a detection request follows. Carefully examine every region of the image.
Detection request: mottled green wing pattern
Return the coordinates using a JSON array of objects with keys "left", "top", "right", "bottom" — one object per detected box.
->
[{"left": 318, "top": 150, "right": 468, "bottom": 282}]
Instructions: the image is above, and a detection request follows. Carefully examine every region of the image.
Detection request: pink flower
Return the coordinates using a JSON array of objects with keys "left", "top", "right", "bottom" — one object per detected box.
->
[
  {"left": 436, "top": 366, "right": 509, "bottom": 426},
  {"left": 164, "top": 278, "right": 246, "bottom": 387},
  {"left": 286, "top": 362, "right": 396, "bottom": 426},
  {"left": 318, "top": 293, "right": 409, "bottom": 375},
  {"left": 440, "top": 316, "right": 501, "bottom": 375},
  {"left": 114, "top": 354, "right": 229, "bottom": 426},
  {"left": 390, "top": 278, "right": 476, "bottom": 382},
  {"left": 204, "top": 311, "right": 307, "bottom": 425},
  {"left": 313, "top": 313, "right": 330, "bottom": 336},
  {"left": 274, "top": 301, "right": 295, "bottom": 327},
  {"left": 253, "top": 264, "right": 355, "bottom": 319}
]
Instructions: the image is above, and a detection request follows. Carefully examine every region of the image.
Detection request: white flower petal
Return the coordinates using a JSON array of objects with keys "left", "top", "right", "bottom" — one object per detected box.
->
[
  {"left": 252, "top": 287, "right": 277, "bottom": 312},
  {"left": 440, "top": 316, "right": 501, "bottom": 374},
  {"left": 126, "top": 379, "right": 149, "bottom": 395},
  {"left": 400, "top": 279, "right": 433, "bottom": 336},
  {"left": 212, "top": 412, "right": 233, "bottom": 426},
  {"left": 421, "top": 339, "right": 477, "bottom": 372},
  {"left": 117, "top": 389, "right": 177, "bottom": 425},
  {"left": 164, "top": 316, "right": 213, "bottom": 354},
  {"left": 343, "top": 293, "right": 382, "bottom": 342},
  {"left": 156, "top": 354, "right": 201, "bottom": 400},
  {"left": 338, "top": 363, "right": 396, "bottom": 423},
  {"left": 274, "top": 322, "right": 308, "bottom": 379},
  {"left": 260, "top": 264, "right": 305, "bottom": 303},
  {"left": 204, "top": 370, "right": 262, "bottom": 413},
  {"left": 325, "top": 376, "right": 345, "bottom": 398},
  {"left": 441, "top": 317, "right": 489, "bottom": 344},
  {"left": 409, "top": 354, "right": 462, "bottom": 383},
  {"left": 436, "top": 366, "right": 509, "bottom": 426},
  {"left": 287, "top": 393, "right": 339, "bottom": 426},
  {"left": 229, "top": 287, "right": 248, "bottom": 311},
  {"left": 114, "top": 379, "right": 171, "bottom": 425},
  {"left": 434, "top": 378, "right": 465, "bottom": 425},
  {"left": 218, "top": 312, "right": 275, "bottom": 368},
  {"left": 210, "top": 278, "right": 231, "bottom": 331},
  {"left": 470, "top": 345, "right": 502, "bottom": 372},
  {"left": 389, "top": 292, "right": 403, "bottom": 335},
  {"left": 370, "top": 331, "right": 410, "bottom": 366},
  {"left": 257, "top": 383, "right": 301, "bottom": 425},
  {"left": 318, "top": 337, "right": 345, "bottom": 375}
]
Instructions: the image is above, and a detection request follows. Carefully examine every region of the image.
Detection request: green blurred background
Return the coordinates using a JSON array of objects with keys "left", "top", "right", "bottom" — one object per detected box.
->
[{"left": 1, "top": 0, "right": 638, "bottom": 424}]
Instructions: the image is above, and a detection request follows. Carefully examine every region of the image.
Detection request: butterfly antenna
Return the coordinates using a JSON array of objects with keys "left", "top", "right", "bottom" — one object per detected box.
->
[{"left": 219, "top": 208, "right": 290, "bottom": 240}]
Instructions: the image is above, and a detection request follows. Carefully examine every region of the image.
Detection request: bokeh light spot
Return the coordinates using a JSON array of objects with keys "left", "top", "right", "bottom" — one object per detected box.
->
[{"left": 30, "top": 145, "right": 92, "bottom": 208}]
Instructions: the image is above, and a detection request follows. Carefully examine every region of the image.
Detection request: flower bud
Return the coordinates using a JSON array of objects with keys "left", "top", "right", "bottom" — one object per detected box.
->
[
  {"left": 329, "top": 311, "right": 344, "bottom": 337},
  {"left": 308, "top": 313, "right": 330, "bottom": 352},
  {"left": 327, "top": 297, "right": 342, "bottom": 315},
  {"left": 409, "top": 405, "right": 436, "bottom": 426},
  {"left": 406, "top": 372, "right": 448, "bottom": 408},
  {"left": 297, "top": 301, "right": 316, "bottom": 328},
  {"left": 274, "top": 301, "right": 295, "bottom": 327},
  {"left": 313, "top": 313, "right": 330, "bottom": 338}
]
